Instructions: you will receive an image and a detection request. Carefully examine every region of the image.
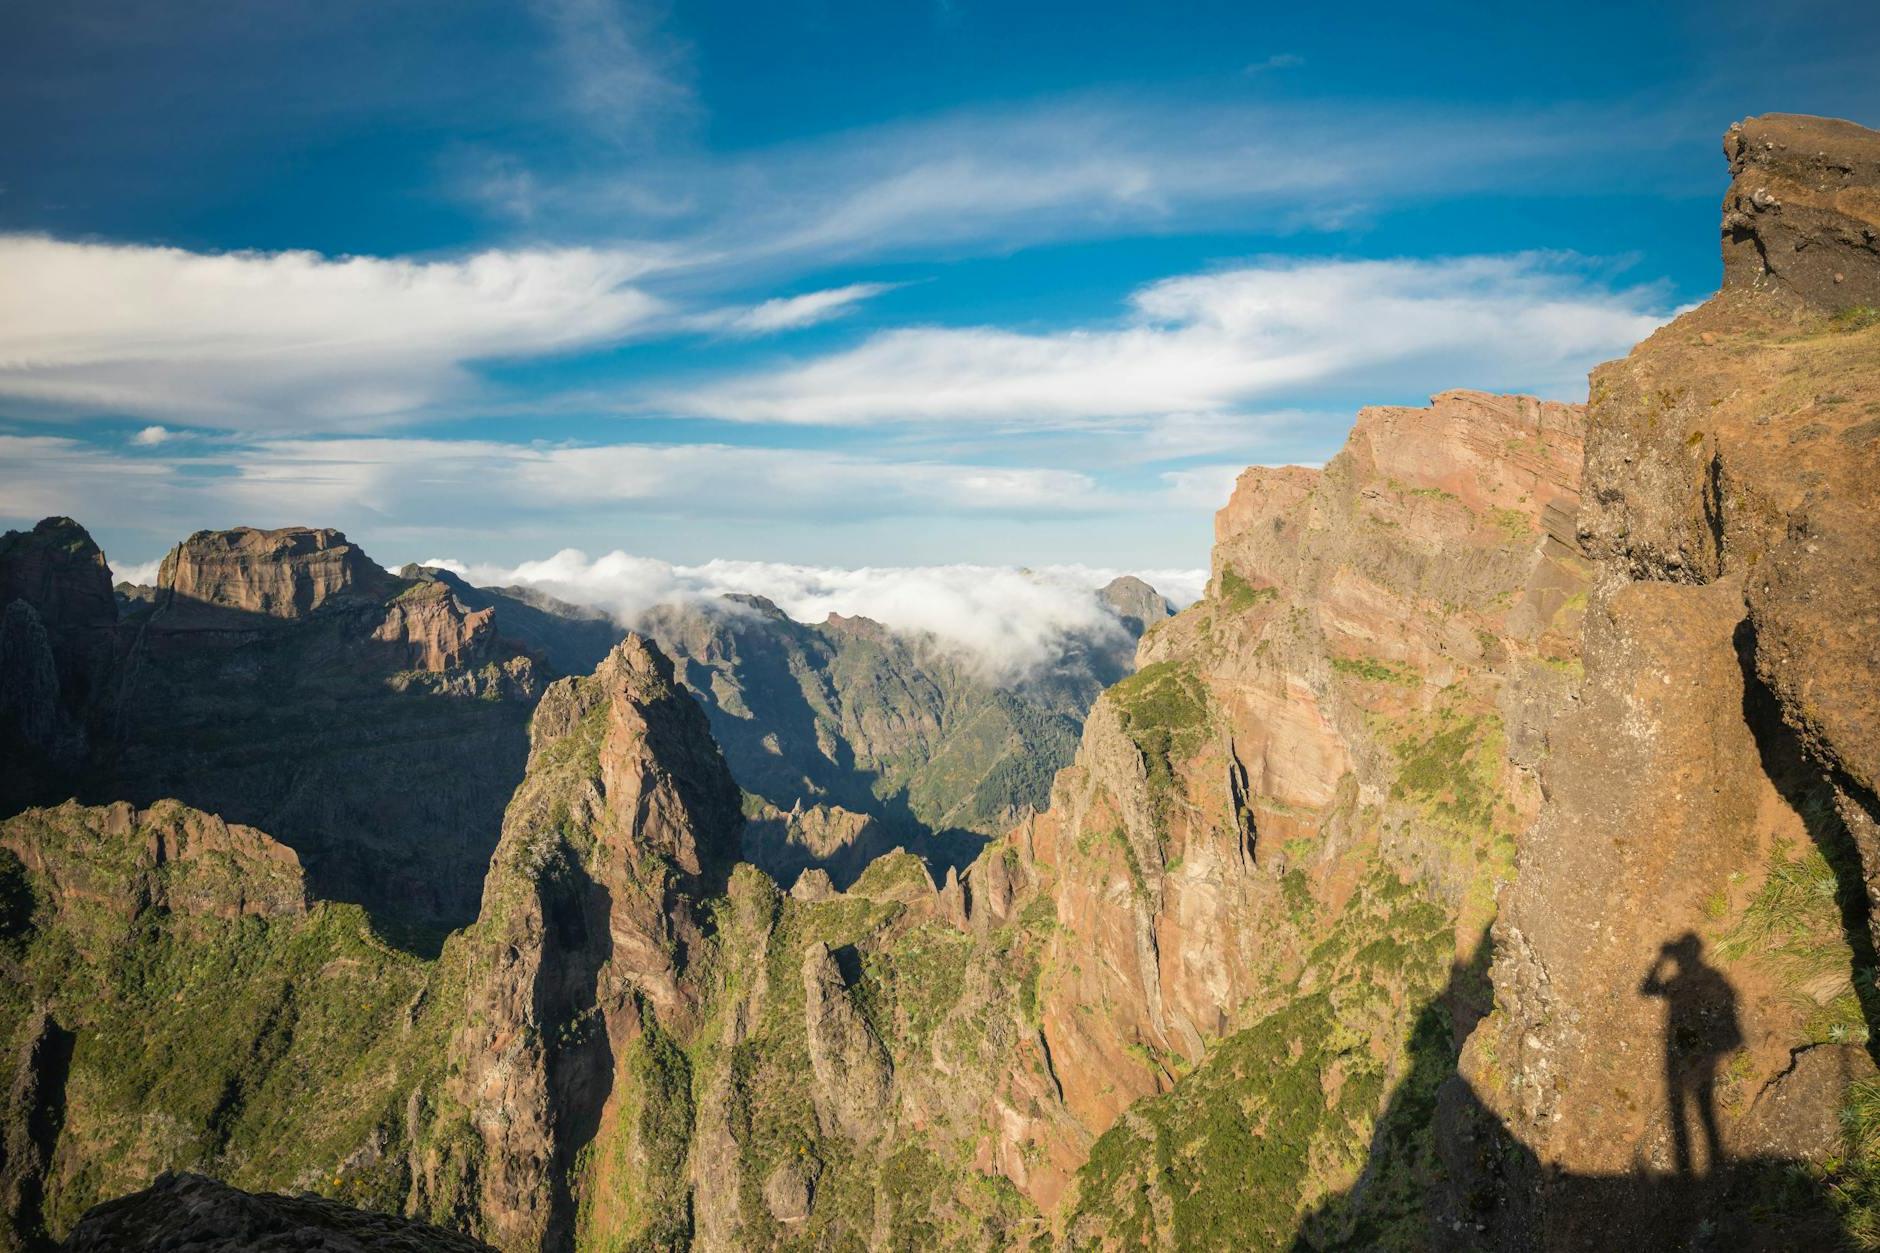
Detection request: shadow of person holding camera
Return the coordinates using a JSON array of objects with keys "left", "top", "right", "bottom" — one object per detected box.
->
[{"left": 1639, "top": 931, "right": 1743, "bottom": 1175}]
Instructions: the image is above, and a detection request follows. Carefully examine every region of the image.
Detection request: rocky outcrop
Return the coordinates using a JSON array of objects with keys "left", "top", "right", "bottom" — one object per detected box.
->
[
  {"left": 1, "top": 800, "right": 306, "bottom": 925},
  {"left": 1, "top": 1011, "right": 72, "bottom": 1253},
  {"left": 800, "top": 941, "right": 893, "bottom": 1143},
  {"left": 60, "top": 1171, "right": 494, "bottom": 1252},
  {"left": 398, "top": 567, "right": 624, "bottom": 679},
  {"left": 155, "top": 527, "right": 388, "bottom": 626},
  {"left": 1721, "top": 113, "right": 1880, "bottom": 309},
  {"left": 1448, "top": 113, "right": 1880, "bottom": 1248},
  {"left": 741, "top": 801, "right": 893, "bottom": 891},
  {"left": 373, "top": 582, "right": 500, "bottom": 674},
  {"left": 1097, "top": 576, "right": 1172, "bottom": 635},
  {"left": 449, "top": 634, "right": 741, "bottom": 1252}
]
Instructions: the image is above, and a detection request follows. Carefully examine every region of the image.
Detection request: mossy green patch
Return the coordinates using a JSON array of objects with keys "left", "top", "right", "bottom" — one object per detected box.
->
[
  {"left": 1108, "top": 660, "right": 1210, "bottom": 812},
  {"left": 1217, "top": 567, "right": 1280, "bottom": 615}
]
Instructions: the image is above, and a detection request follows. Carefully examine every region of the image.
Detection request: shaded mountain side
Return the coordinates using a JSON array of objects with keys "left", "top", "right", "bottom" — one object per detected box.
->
[
  {"left": 640, "top": 580, "right": 1161, "bottom": 887},
  {"left": 0, "top": 523, "right": 551, "bottom": 939},
  {"left": 0, "top": 521, "right": 117, "bottom": 818},
  {"left": 59, "top": 1171, "right": 496, "bottom": 1253}
]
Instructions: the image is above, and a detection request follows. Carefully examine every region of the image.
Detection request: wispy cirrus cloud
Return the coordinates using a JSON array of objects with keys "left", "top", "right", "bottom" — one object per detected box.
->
[
  {"left": 534, "top": 0, "right": 695, "bottom": 144},
  {"left": 716, "top": 282, "right": 897, "bottom": 334},
  {"left": 655, "top": 253, "right": 1672, "bottom": 426},
  {"left": 476, "top": 96, "right": 1685, "bottom": 274}
]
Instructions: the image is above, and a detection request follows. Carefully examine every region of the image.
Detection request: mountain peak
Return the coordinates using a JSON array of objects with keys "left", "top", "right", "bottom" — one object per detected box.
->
[
  {"left": 1098, "top": 575, "right": 1172, "bottom": 631},
  {"left": 157, "top": 525, "right": 391, "bottom": 622}
]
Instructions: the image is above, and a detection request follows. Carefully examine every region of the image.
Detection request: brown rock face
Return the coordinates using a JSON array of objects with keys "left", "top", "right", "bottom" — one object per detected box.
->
[
  {"left": 1449, "top": 113, "right": 1880, "bottom": 1250},
  {"left": 1575, "top": 116, "right": 1880, "bottom": 932},
  {"left": 156, "top": 526, "right": 387, "bottom": 624},
  {"left": 1722, "top": 113, "right": 1880, "bottom": 309},
  {"left": 372, "top": 581, "right": 502, "bottom": 675},
  {"left": 1017, "top": 388, "right": 1588, "bottom": 1203},
  {"left": 450, "top": 634, "right": 741, "bottom": 1252}
]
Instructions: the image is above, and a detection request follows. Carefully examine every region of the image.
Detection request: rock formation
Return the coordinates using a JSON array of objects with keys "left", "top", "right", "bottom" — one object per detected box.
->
[
  {"left": 1443, "top": 110, "right": 1880, "bottom": 1250},
  {"left": 1016, "top": 387, "right": 1588, "bottom": 1233},
  {"left": 448, "top": 635, "right": 741, "bottom": 1252},
  {"left": 154, "top": 527, "right": 390, "bottom": 626},
  {"left": 0, "top": 520, "right": 547, "bottom": 931}
]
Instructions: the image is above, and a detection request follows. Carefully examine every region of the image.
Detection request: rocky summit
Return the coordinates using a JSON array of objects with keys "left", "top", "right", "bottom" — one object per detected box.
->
[{"left": 1, "top": 112, "right": 1878, "bottom": 1251}]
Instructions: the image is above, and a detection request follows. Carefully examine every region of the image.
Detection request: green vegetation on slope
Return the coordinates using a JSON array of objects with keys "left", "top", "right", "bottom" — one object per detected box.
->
[
  {"left": 1068, "top": 863, "right": 1458, "bottom": 1249},
  {"left": 0, "top": 810, "right": 463, "bottom": 1240},
  {"left": 1108, "top": 660, "right": 1210, "bottom": 812}
]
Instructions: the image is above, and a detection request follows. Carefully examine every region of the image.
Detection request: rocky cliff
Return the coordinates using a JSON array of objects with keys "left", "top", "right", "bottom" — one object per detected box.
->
[
  {"left": 1443, "top": 110, "right": 1880, "bottom": 1250},
  {"left": 154, "top": 527, "right": 391, "bottom": 626},
  {"left": 446, "top": 634, "right": 741, "bottom": 1252},
  {"left": 999, "top": 386, "right": 1589, "bottom": 1238}
]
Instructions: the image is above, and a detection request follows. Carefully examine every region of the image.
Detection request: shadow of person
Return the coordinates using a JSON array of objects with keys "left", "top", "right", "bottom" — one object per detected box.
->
[{"left": 1639, "top": 931, "right": 1743, "bottom": 1176}]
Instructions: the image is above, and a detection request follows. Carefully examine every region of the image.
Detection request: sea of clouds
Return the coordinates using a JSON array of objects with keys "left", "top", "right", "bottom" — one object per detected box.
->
[{"left": 420, "top": 550, "right": 1207, "bottom": 680}]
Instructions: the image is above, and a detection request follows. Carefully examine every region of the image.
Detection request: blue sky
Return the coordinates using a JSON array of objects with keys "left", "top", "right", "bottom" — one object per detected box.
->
[{"left": 2, "top": 0, "right": 1876, "bottom": 584}]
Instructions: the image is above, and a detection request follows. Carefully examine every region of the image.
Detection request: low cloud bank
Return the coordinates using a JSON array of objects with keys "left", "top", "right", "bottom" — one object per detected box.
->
[{"left": 423, "top": 549, "right": 1206, "bottom": 679}]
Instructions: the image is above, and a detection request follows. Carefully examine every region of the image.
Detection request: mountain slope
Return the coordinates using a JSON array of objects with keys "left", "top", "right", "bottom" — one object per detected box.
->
[{"left": 641, "top": 583, "right": 1160, "bottom": 886}]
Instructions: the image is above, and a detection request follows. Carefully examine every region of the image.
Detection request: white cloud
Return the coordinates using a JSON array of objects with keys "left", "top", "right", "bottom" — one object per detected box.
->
[
  {"left": 0, "top": 235, "right": 670, "bottom": 426},
  {"left": 213, "top": 438, "right": 1106, "bottom": 521},
  {"left": 657, "top": 254, "right": 1670, "bottom": 425},
  {"left": 131, "top": 425, "right": 175, "bottom": 446},
  {"left": 112, "top": 558, "right": 163, "bottom": 586},
  {"left": 426, "top": 549, "right": 1205, "bottom": 679},
  {"left": 720, "top": 282, "right": 895, "bottom": 334},
  {"left": 490, "top": 97, "right": 1671, "bottom": 273}
]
